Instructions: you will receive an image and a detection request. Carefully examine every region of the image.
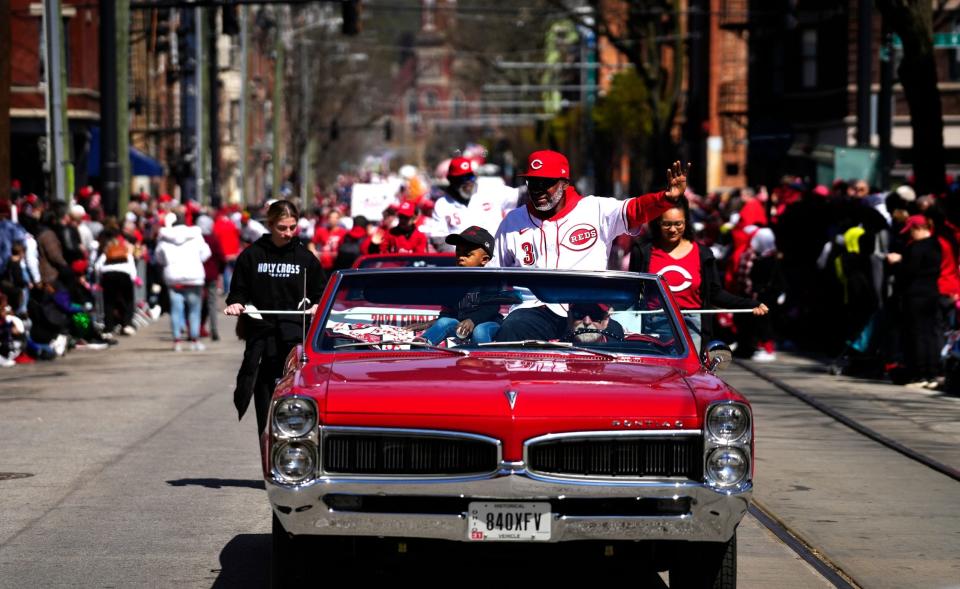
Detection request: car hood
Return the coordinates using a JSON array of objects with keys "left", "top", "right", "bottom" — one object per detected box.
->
[{"left": 315, "top": 354, "right": 700, "bottom": 461}]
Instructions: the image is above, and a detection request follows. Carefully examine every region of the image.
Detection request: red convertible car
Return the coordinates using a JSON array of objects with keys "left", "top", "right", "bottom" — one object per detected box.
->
[{"left": 266, "top": 268, "right": 752, "bottom": 588}]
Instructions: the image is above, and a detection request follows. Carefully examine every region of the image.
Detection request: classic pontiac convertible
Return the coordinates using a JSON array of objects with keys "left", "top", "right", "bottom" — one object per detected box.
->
[{"left": 265, "top": 268, "right": 752, "bottom": 588}]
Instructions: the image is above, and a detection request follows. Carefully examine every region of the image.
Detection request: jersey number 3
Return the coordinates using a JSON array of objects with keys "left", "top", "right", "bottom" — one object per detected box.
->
[{"left": 521, "top": 242, "right": 534, "bottom": 265}]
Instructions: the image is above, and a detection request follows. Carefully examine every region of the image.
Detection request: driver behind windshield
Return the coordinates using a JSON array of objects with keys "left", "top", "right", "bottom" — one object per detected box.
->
[{"left": 563, "top": 303, "right": 624, "bottom": 343}]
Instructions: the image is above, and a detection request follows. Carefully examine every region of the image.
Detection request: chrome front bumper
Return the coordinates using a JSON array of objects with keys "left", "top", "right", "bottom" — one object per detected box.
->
[{"left": 267, "top": 465, "right": 751, "bottom": 543}]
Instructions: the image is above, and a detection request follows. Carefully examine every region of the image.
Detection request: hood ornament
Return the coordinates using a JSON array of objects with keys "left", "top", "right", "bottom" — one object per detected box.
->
[{"left": 504, "top": 390, "right": 518, "bottom": 410}]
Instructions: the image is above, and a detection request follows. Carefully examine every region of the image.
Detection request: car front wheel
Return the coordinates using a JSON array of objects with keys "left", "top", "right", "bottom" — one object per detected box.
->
[
  {"left": 668, "top": 533, "right": 737, "bottom": 589},
  {"left": 270, "top": 513, "right": 312, "bottom": 589}
]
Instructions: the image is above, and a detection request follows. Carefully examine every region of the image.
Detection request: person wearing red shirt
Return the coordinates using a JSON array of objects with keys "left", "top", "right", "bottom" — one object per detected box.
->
[
  {"left": 372, "top": 201, "right": 428, "bottom": 254},
  {"left": 311, "top": 210, "right": 347, "bottom": 271},
  {"left": 630, "top": 196, "right": 767, "bottom": 353},
  {"left": 213, "top": 211, "right": 241, "bottom": 294}
]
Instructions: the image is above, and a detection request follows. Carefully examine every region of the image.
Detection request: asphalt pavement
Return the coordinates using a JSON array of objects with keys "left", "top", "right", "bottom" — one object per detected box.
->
[{"left": 3, "top": 315, "right": 953, "bottom": 587}]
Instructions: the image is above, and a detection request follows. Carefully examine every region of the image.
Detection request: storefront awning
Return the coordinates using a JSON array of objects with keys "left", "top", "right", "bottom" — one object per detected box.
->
[{"left": 87, "top": 127, "right": 164, "bottom": 177}]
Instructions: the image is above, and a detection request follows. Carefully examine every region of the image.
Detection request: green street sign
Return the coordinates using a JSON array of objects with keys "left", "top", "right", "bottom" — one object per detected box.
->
[{"left": 891, "top": 33, "right": 960, "bottom": 49}]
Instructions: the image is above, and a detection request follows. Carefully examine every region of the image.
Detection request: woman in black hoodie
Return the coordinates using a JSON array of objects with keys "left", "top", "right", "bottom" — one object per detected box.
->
[{"left": 224, "top": 200, "right": 327, "bottom": 435}]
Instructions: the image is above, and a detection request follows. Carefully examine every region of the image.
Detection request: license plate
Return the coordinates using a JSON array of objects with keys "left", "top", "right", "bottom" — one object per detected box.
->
[{"left": 467, "top": 502, "right": 551, "bottom": 541}]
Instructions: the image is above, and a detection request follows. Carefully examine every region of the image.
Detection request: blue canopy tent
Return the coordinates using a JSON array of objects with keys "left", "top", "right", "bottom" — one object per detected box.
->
[{"left": 86, "top": 127, "right": 164, "bottom": 177}]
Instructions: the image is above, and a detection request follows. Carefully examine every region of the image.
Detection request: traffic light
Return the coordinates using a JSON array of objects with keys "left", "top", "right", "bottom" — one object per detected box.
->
[
  {"left": 383, "top": 119, "right": 392, "bottom": 141},
  {"left": 341, "top": 0, "right": 361, "bottom": 36}
]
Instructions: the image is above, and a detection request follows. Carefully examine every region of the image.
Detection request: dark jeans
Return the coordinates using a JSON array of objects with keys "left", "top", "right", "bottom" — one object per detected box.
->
[
  {"left": 254, "top": 354, "right": 287, "bottom": 435},
  {"left": 495, "top": 306, "right": 566, "bottom": 342},
  {"left": 902, "top": 295, "right": 940, "bottom": 381},
  {"left": 101, "top": 272, "right": 133, "bottom": 331}
]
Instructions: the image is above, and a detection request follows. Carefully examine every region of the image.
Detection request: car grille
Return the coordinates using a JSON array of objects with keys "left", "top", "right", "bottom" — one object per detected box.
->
[
  {"left": 526, "top": 436, "right": 702, "bottom": 479},
  {"left": 322, "top": 432, "right": 499, "bottom": 476}
]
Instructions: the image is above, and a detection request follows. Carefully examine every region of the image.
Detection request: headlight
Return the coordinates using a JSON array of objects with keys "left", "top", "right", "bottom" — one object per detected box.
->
[
  {"left": 273, "top": 397, "right": 317, "bottom": 438},
  {"left": 706, "top": 447, "right": 748, "bottom": 487},
  {"left": 273, "top": 442, "right": 316, "bottom": 483},
  {"left": 706, "top": 403, "right": 750, "bottom": 442}
]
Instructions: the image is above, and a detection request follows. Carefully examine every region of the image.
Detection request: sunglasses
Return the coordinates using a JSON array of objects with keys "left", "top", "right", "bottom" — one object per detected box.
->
[
  {"left": 525, "top": 177, "right": 561, "bottom": 193},
  {"left": 569, "top": 305, "right": 609, "bottom": 320}
]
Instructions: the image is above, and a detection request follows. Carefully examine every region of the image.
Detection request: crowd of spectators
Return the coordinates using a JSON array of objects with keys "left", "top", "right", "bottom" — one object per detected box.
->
[{"left": 5, "top": 153, "right": 960, "bottom": 391}]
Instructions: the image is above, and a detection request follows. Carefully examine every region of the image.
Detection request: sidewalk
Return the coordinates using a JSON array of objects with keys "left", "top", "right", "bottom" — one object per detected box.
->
[{"left": 729, "top": 351, "right": 960, "bottom": 474}]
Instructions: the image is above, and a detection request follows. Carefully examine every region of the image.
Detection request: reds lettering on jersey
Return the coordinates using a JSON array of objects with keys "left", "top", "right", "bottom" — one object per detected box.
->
[{"left": 490, "top": 189, "right": 670, "bottom": 271}]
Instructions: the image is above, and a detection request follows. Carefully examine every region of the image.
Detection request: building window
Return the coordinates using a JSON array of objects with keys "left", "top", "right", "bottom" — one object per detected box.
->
[
  {"left": 801, "top": 29, "right": 817, "bottom": 89},
  {"left": 229, "top": 100, "right": 241, "bottom": 142}
]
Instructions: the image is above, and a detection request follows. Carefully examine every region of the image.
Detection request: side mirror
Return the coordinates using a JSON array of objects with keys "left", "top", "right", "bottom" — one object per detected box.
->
[{"left": 704, "top": 341, "right": 732, "bottom": 372}]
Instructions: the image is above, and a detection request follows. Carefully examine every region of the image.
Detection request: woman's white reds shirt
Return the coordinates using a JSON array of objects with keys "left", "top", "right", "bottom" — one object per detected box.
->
[{"left": 490, "top": 193, "right": 634, "bottom": 270}]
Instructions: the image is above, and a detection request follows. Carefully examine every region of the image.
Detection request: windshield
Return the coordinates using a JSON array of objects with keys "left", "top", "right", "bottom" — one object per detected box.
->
[{"left": 315, "top": 269, "right": 688, "bottom": 358}]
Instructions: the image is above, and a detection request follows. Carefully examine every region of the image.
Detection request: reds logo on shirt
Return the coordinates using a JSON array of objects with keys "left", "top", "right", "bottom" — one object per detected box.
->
[
  {"left": 562, "top": 223, "right": 598, "bottom": 251},
  {"left": 657, "top": 264, "right": 694, "bottom": 292}
]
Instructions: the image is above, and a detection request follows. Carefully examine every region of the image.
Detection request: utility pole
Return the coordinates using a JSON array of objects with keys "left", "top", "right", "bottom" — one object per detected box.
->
[
  {"left": 0, "top": 0, "right": 10, "bottom": 203},
  {"left": 856, "top": 0, "right": 873, "bottom": 147},
  {"left": 299, "top": 11, "right": 311, "bottom": 204},
  {"left": 271, "top": 11, "right": 285, "bottom": 200},
  {"left": 239, "top": 5, "right": 249, "bottom": 205},
  {"left": 43, "top": 0, "right": 70, "bottom": 203},
  {"left": 195, "top": 4, "right": 205, "bottom": 204},
  {"left": 208, "top": 7, "right": 221, "bottom": 208},
  {"left": 878, "top": 21, "right": 895, "bottom": 187},
  {"left": 577, "top": 17, "right": 596, "bottom": 194},
  {"left": 179, "top": 8, "right": 198, "bottom": 202}
]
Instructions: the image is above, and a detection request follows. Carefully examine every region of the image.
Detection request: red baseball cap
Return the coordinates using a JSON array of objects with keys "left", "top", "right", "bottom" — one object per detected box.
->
[
  {"left": 521, "top": 150, "right": 570, "bottom": 179},
  {"left": 397, "top": 201, "right": 417, "bottom": 217},
  {"left": 447, "top": 156, "right": 475, "bottom": 179},
  {"left": 900, "top": 214, "right": 929, "bottom": 234}
]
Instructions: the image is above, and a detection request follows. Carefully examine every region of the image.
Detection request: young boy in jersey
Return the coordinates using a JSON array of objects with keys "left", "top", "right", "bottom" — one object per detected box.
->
[{"left": 419, "top": 226, "right": 502, "bottom": 344}]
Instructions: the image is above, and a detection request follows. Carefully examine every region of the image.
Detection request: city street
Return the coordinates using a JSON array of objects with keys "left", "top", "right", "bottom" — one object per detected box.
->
[{"left": 1, "top": 316, "right": 957, "bottom": 588}]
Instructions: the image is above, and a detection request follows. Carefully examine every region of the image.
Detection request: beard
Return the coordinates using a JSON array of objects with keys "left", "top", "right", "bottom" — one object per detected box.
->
[
  {"left": 532, "top": 189, "right": 564, "bottom": 212},
  {"left": 457, "top": 183, "right": 476, "bottom": 203}
]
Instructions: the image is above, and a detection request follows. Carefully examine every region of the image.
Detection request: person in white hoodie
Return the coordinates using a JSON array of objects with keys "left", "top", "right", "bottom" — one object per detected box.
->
[{"left": 154, "top": 214, "right": 211, "bottom": 351}]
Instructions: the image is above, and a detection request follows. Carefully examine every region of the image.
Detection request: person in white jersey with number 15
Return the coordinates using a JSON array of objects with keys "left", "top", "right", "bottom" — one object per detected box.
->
[{"left": 491, "top": 149, "right": 689, "bottom": 342}]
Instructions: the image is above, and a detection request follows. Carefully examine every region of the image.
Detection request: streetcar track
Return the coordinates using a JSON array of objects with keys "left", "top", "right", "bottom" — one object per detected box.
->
[
  {"left": 748, "top": 501, "right": 861, "bottom": 589},
  {"left": 734, "top": 359, "right": 960, "bottom": 483},
  {"left": 735, "top": 357, "right": 959, "bottom": 589}
]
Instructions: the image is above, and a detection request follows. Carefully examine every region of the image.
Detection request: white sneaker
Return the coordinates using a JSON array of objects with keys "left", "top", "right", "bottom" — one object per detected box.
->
[
  {"left": 173, "top": 341, "right": 184, "bottom": 353},
  {"left": 149, "top": 305, "right": 162, "bottom": 320},
  {"left": 190, "top": 341, "right": 206, "bottom": 352},
  {"left": 51, "top": 334, "right": 68, "bottom": 357},
  {"left": 122, "top": 325, "right": 136, "bottom": 336},
  {"left": 0, "top": 357, "right": 16, "bottom": 367},
  {"left": 905, "top": 380, "right": 933, "bottom": 389},
  {"left": 751, "top": 350, "right": 777, "bottom": 362}
]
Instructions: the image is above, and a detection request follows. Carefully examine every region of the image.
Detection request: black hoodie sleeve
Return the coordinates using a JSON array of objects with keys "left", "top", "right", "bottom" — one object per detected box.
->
[{"left": 700, "top": 247, "right": 759, "bottom": 310}]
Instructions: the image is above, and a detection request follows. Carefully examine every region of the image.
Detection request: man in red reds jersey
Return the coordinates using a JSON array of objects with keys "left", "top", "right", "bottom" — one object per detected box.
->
[
  {"left": 376, "top": 201, "right": 428, "bottom": 254},
  {"left": 492, "top": 149, "right": 689, "bottom": 341}
]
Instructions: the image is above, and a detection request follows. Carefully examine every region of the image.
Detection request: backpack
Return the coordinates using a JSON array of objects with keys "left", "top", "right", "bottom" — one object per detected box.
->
[
  {"left": 334, "top": 235, "right": 363, "bottom": 270},
  {"left": 104, "top": 238, "right": 128, "bottom": 264}
]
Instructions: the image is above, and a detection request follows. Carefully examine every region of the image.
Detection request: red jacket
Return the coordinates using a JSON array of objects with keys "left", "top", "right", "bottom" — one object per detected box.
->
[
  {"left": 313, "top": 226, "right": 347, "bottom": 270},
  {"left": 937, "top": 236, "right": 960, "bottom": 297},
  {"left": 213, "top": 216, "right": 241, "bottom": 258},
  {"left": 382, "top": 227, "right": 428, "bottom": 254}
]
